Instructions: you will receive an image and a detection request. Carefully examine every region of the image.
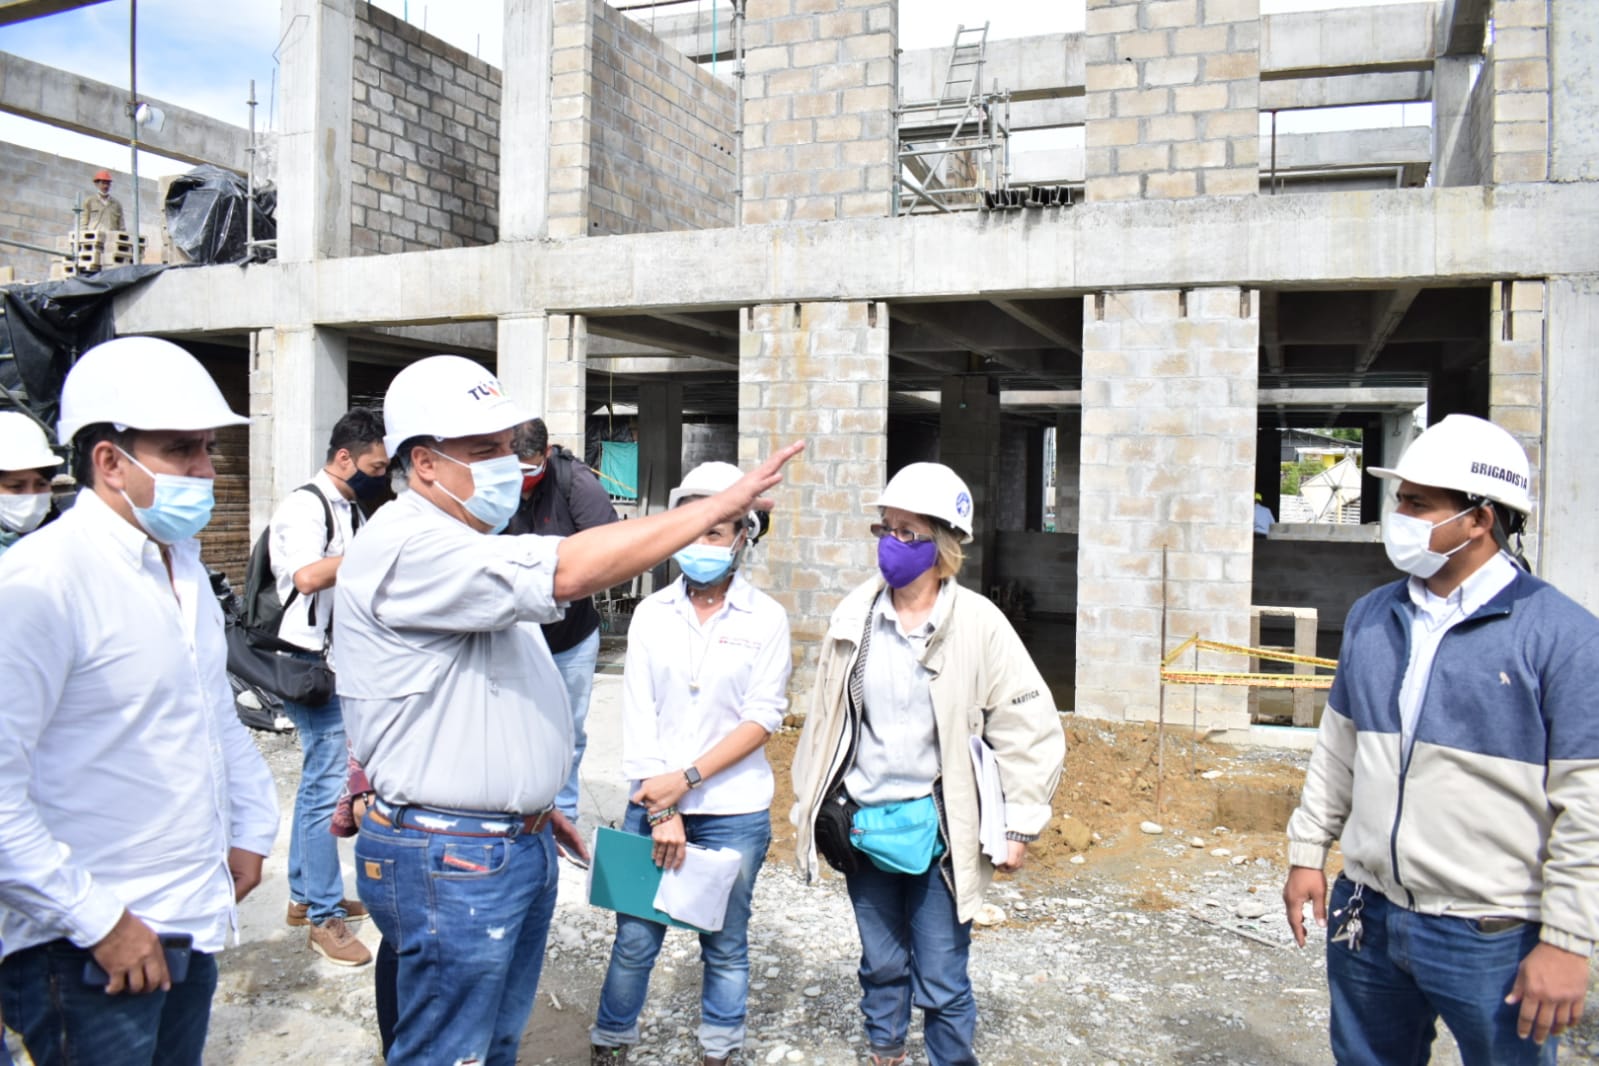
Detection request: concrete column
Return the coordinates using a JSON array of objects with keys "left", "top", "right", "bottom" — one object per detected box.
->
[
  {"left": 496, "top": 311, "right": 549, "bottom": 417},
  {"left": 547, "top": 0, "right": 595, "bottom": 239},
  {"left": 277, "top": 0, "right": 355, "bottom": 261},
  {"left": 1054, "top": 412, "right": 1081, "bottom": 534},
  {"left": 248, "top": 330, "right": 278, "bottom": 542},
  {"left": 939, "top": 374, "right": 1000, "bottom": 594},
  {"left": 544, "top": 314, "right": 588, "bottom": 453},
  {"left": 1488, "top": 0, "right": 1552, "bottom": 184},
  {"left": 1549, "top": 1, "right": 1599, "bottom": 182},
  {"left": 741, "top": 0, "right": 898, "bottom": 224},
  {"left": 740, "top": 301, "right": 888, "bottom": 678},
  {"left": 270, "top": 326, "right": 349, "bottom": 507},
  {"left": 1075, "top": 287, "right": 1258, "bottom": 730},
  {"left": 500, "top": 0, "right": 554, "bottom": 241},
  {"left": 638, "top": 380, "right": 684, "bottom": 592},
  {"left": 1432, "top": 55, "right": 1485, "bottom": 186},
  {"left": 1084, "top": 0, "right": 1260, "bottom": 202},
  {"left": 1542, "top": 275, "right": 1599, "bottom": 612},
  {"left": 1491, "top": 279, "right": 1547, "bottom": 571}
]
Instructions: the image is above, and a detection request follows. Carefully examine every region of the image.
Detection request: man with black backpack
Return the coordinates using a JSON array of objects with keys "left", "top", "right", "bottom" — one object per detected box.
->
[
  {"left": 267, "top": 408, "right": 388, "bottom": 967},
  {"left": 509, "top": 418, "right": 619, "bottom": 857}
]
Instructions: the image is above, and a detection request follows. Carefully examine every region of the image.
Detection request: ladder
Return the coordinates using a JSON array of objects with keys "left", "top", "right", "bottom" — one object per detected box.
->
[
  {"left": 897, "top": 23, "right": 1000, "bottom": 212},
  {"left": 939, "top": 23, "right": 988, "bottom": 109}
]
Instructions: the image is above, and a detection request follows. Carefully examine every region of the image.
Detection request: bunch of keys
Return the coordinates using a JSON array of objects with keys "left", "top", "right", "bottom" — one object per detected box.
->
[{"left": 1330, "top": 882, "right": 1367, "bottom": 952}]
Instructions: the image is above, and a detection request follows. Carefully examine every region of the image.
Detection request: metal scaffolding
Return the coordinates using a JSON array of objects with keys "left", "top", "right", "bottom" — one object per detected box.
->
[{"left": 895, "top": 23, "right": 1012, "bottom": 215}]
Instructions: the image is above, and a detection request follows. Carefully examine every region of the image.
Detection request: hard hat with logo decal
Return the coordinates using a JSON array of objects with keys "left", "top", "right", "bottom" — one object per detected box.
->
[
  {"left": 872, "top": 462, "right": 974, "bottom": 543},
  {"left": 57, "top": 336, "right": 249, "bottom": 442},
  {"left": 668, "top": 461, "right": 760, "bottom": 533},
  {"left": 0, "top": 413, "right": 63, "bottom": 472},
  {"left": 381, "top": 354, "right": 528, "bottom": 458},
  {"left": 93, "top": 169, "right": 112, "bottom": 183},
  {"left": 1367, "top": 414, "right": 1531, "bottom": 514}
]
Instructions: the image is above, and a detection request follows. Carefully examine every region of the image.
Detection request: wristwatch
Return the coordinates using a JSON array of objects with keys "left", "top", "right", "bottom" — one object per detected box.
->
[{"left": 683, "top": 766, "right": 703, "bottom": 789}]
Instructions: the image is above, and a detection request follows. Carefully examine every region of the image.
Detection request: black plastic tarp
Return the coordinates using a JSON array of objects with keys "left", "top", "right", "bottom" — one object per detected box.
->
[
  {"left": 164, "top": 164, "right": 276, "bottom": 266},
  {"left": 0, "top": 265, "right": 167, "bottom": 434}
]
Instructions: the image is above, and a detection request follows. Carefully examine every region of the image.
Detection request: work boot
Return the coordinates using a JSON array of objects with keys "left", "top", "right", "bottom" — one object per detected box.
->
[
  {"left": 287, "top": 899, "right": 368, "bottom": 927},
  {"left": 308, "top": 916, "right": 372, "bottom": 966},
  {"left": 590, "top": 1044, "right": 628, "bottom": 1065}
]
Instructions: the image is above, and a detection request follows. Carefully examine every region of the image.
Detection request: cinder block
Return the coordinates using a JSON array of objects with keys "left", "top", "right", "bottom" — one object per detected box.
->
[{"left": 1173, "top": 83, "right": 1230, "bottom": 112}]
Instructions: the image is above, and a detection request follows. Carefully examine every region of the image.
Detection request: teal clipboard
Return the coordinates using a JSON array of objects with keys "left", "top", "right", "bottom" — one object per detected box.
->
[{"left": 586, "top": 826, "right": 707, "bottom": 933}]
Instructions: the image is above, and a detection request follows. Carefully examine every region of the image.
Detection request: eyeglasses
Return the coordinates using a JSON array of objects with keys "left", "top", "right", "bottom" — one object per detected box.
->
[{"left": 871, "top": 523, "right": 934, "bottom": 544}]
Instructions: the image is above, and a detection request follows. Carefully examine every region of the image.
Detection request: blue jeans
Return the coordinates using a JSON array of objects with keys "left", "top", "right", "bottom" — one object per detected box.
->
[
  {"left": 282, "top": 688, "right": 349, "bottom": 924},
  {"left": 591, "top": 804, "right": 771, "bottom": 1058},
  {"left": 0, "top": 939, "right": 217, "bottom": 1066},
  {"left": 845, "top": 861, "right": 977, "bottom": 1066},
  {"left": 551, "top": 628, "right": 600, "bottom": 822},
  {"left": 1327, "top": 875, "right": 1559, "bottom": 1065},
  {"left": 355, "top": 810, "right": 558, "bottom": 1066}
]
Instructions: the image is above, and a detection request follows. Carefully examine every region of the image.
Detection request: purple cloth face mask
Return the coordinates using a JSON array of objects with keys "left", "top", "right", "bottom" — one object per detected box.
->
[{"left": 878, "top": 535, "right": 938, "bottom": 589}]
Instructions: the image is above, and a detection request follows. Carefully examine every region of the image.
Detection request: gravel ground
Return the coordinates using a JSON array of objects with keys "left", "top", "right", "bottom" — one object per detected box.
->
[{"left": 187, "top": 674, "right": 1599, "bottom": 1066}]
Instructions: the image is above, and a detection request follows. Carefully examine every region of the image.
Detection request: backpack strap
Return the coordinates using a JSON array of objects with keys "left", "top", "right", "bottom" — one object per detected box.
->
[
  {"left": 550, "top": 445, "right": 575, "bottom": 511},
  {"left": 294, "top": 482, "right": 337, "bottom": 629}
]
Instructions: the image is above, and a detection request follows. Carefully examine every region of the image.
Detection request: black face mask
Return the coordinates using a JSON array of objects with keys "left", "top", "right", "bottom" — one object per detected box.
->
[{"left": 345, "top": 467, "right": 387, "bottom": 501}]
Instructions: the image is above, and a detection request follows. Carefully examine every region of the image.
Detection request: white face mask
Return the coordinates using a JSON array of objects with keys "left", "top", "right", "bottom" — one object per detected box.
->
[
  {"left": 0, "top": 492, "right": 51, "bottom": 535},
  {"left": 1382, "top": 507, "right": 1475, "bottom": 579}
]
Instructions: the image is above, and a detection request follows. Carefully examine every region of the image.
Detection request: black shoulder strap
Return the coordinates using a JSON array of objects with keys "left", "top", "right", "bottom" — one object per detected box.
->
[
  {"left": 293, "top": 483, "right": 336, "bottom": 629},
  {"left": 552, "top": 445, "right": 575, "bottom": 509}
]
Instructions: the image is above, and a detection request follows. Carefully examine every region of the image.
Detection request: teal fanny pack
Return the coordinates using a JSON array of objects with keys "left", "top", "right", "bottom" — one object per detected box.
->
[{"left": 849, "top": 795, "right": 946, "bottom": 875}]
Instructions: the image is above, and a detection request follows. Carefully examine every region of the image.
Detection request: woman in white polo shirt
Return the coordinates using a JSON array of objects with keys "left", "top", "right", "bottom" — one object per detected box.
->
[{"left": 589, "top": 462, "right": 792, "bottom": 1066}]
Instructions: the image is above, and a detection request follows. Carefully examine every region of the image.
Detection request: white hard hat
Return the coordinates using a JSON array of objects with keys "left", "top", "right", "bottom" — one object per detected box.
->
[
  {"left": 0, "top": 412, "right": 63, "bottom": 471},
  {"left": 1368, "top": 413, "right": 1532, "bottom": 513},
  {"left": 57, "top": 336, "right": 248, "bottom": 442},
  {"left": 382, "top": 355, "right": 528, "bottom": 458},
  {"left": 873, "top": 462, "right": 974, "bottom": 542},
  {"left": 669, "top": 461, "right": 756, "bottom": 528}
]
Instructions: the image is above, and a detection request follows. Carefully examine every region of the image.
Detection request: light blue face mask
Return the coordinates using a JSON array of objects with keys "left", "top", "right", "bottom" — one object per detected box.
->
[
  {"left": 117, "top": 447, "right": 216, "bottom": 544},
  {"left": 0, "top": 529, "right": 20, "bottom": 556},
  {"left": 674, "top": 543, "right": 735, "bottom": 586},
  {"left": 430, "top": 449, "right": 523, "bottom": 535}
]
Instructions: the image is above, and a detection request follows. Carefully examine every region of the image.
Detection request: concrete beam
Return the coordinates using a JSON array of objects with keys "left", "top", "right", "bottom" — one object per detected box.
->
[
  {"left": 898, "top": 387, "right": 1424, "bottom": 412},
  {"left": 0, "top": 0, "right": 107, "bottom": 25},
  {"left": 1436, "top": 0, "right": 1489, "bottom": 57},
  {"left": 0, "top": 51, "right": 254, "bottom": 169},
  {"left": 1266, "top": 127, "right": 1432, "bottom": 173},
  {"left": 1260, "top": 71, "right": 1432, "bottom": 111},
  {"left": 112, "top": 183, "right": 1599, "bottom": 333},
  {"left": 1261, "top": 2, "right": 1437, "bottom": 79},
  {"left": 900, "top": 34, "right": 1082, "bottom": 105}
]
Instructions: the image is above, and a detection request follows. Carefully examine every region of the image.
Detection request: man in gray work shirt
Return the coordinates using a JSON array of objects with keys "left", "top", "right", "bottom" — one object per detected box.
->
[{"left": 335, "top": 354, "right": 803, "bottom": 1066}]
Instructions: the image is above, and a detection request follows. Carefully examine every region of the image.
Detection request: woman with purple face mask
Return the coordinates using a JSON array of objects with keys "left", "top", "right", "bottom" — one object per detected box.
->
[{"left": 789, "top": 463, "right": 1065, "bottom": 1066}]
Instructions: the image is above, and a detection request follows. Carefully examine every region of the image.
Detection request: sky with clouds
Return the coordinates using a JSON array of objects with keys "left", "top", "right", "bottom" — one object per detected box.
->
[{"left": 0, "top": 0, "right": 1400, "bottom": 180}]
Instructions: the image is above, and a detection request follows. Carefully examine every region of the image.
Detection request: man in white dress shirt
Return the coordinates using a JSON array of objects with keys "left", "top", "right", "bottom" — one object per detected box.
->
[
  {"left": 336, "top": 354, "right": 802, "bottom": 1066},
  {"left": 0, "top": 336, "right": 279, "bottom": 1066}
]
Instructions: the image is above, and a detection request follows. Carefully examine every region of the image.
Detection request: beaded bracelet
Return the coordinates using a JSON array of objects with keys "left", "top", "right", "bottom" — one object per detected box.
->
[
  {"left": 647, "top": 806, "right": 679, "bottom": 827},
  {"left": 1004, "top": 831, "right": 1038, "bottom": 844}
]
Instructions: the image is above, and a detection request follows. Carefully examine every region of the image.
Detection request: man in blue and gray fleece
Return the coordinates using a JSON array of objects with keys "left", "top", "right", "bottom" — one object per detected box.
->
[{"left": 1283, "top": 413, "right": 1599, "bottom": 1065}]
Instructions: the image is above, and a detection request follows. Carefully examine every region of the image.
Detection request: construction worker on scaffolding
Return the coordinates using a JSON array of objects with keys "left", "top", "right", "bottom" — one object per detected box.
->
[
  {"left": 82, "top": 169, "right": 125, "bottom": 235},
  {"left": 1283, "top": 414, "right": 1599, "bottom": 1065}
]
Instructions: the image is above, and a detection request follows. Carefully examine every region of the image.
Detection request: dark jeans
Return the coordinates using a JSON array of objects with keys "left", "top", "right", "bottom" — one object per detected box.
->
[{"left": 0, "top": 939, "right": 217, "bottom": 1066}]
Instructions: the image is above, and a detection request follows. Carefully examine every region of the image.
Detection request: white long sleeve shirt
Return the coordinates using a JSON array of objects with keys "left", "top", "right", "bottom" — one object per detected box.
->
[
  {"left": 268, "top": 469, "right": 358, "bottom": 657},
  {"left": 0, "top": 490, "right": 279, "bottom": 956},
  {"left": 621, "top": 573, "right": 791, "bottom": 816}
]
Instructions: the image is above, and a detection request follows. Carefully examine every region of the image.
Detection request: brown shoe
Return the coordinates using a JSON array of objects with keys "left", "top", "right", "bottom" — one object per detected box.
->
[
  {"left": 287, "top": 899, "right": 369, "bottom": 927},
  {"left": 703, "top": 1055, "right": 734, "bottom": 1066},
  {"left": 590, "top": 1045, "right": 628, "bottom": 1066},
  {"left": 308, "top": 917, "right": 372, "bottom": 967},
  {"left": 869, "top": 1053, "right": 907, "bottom": 1066}
]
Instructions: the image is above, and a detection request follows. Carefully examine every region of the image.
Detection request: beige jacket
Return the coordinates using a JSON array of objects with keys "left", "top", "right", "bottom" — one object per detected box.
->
[{"left": 791, "top": 576, "right": 1065, "bottom": 923}]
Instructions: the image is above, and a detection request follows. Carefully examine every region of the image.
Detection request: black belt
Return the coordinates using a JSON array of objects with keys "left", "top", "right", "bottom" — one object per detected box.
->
[{"left": 370, "top": 797, "right": 553, "bottom": 838}]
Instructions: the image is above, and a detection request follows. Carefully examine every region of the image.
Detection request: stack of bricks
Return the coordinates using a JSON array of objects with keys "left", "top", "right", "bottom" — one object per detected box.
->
[
  {"left": 350, "top": 5, "right": 501, "bottom": 256},
  {"left": 740, "top": 0, "right": 897, "bottom": 225},
  {"left": 1486, "top": 0, "right": 1550, "bottom": 184},
  {"left": 1075, "top": 287, "right": 1259, "bottom": 730},
  {"left": 543, "top": 314, "right": 589, "bottom": 453},
  {"left": 1084, "top": 0, "right": 1260, "bottom": 202},
  {"left": 1489, "top": 279, "right": 1544, "bottom": 565},
  {"left": 0, "top": 146, "right": 158, "bottom": 283},
  {"left": 55, "top": 230, "right": 145, "bottom": 278},
  {"left": 739, "top": 301, "right": 887, "bottom": 676}
]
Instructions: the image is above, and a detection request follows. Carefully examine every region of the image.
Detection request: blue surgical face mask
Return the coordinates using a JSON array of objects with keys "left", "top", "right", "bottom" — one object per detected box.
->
[
  {"left": 116, "top": 446, "right": 216, "bottom": 544},
  {"left": 430, "top": 449, "right": 523, "bottom": 535},
  {"left": 674, "top": 543, "right": 736, "bottom": 587}
]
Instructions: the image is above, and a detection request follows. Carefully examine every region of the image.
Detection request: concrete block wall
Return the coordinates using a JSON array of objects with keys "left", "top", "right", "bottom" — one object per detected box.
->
[
  {"left": 1490, "top": 279, "right": 1545, "bottom": 567},
  {"left": 548, "top": 0, "right": 598, "bottom": 239},
  {"left": 1488, "top": 0, "right": 1551, "bottom": 185},
  {"left": 741, "top": 0, "right": 897, "bottom": 225},
  {"left": 0, "top": 144, "right": 158, "bottom": 283},
  {"left": 994, "top": 530, "right": 1080, "bottom": 617},
  {"left": 544, "top": 314, "right": 589, "bottom": 453},
  {"left": 1075, "top": 287, "right": 1259, "bottom": 730},
  {"left": 350, "top": 3, "right": 501, "bottom": 255},
  {"left": 1055, "top": 412, "right": 1082, "bottom": 533},
  {"left": 940, "top": 374, "right": 1000, "bottom": 594},
  {"left": 1084, "top": 0, "right": 1260, "bottom": 202},
  {"left": 588, "top": 2, "right": 738, "bottom": 235},
  {"left": 739, "top": 301, "right": 888, "bottom": 678}
]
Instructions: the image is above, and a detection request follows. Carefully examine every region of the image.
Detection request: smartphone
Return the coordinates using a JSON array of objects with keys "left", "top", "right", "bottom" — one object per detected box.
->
[{"left": 82, "top": 933, "right": 194, "bottom": 987}]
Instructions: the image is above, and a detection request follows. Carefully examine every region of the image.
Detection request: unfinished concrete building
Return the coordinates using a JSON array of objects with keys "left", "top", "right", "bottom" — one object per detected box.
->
[{"left": 2, "top": 0, "right": 1596, "bottom": 740}]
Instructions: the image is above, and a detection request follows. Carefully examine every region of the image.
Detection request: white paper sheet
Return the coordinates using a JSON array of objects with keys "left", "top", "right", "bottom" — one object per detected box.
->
[
  {"left": 969, "top": 735, "right": 1009, "bottom": 865},
  {"left": 652, "top": 843, "right": 743, "bottom": 931}
]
